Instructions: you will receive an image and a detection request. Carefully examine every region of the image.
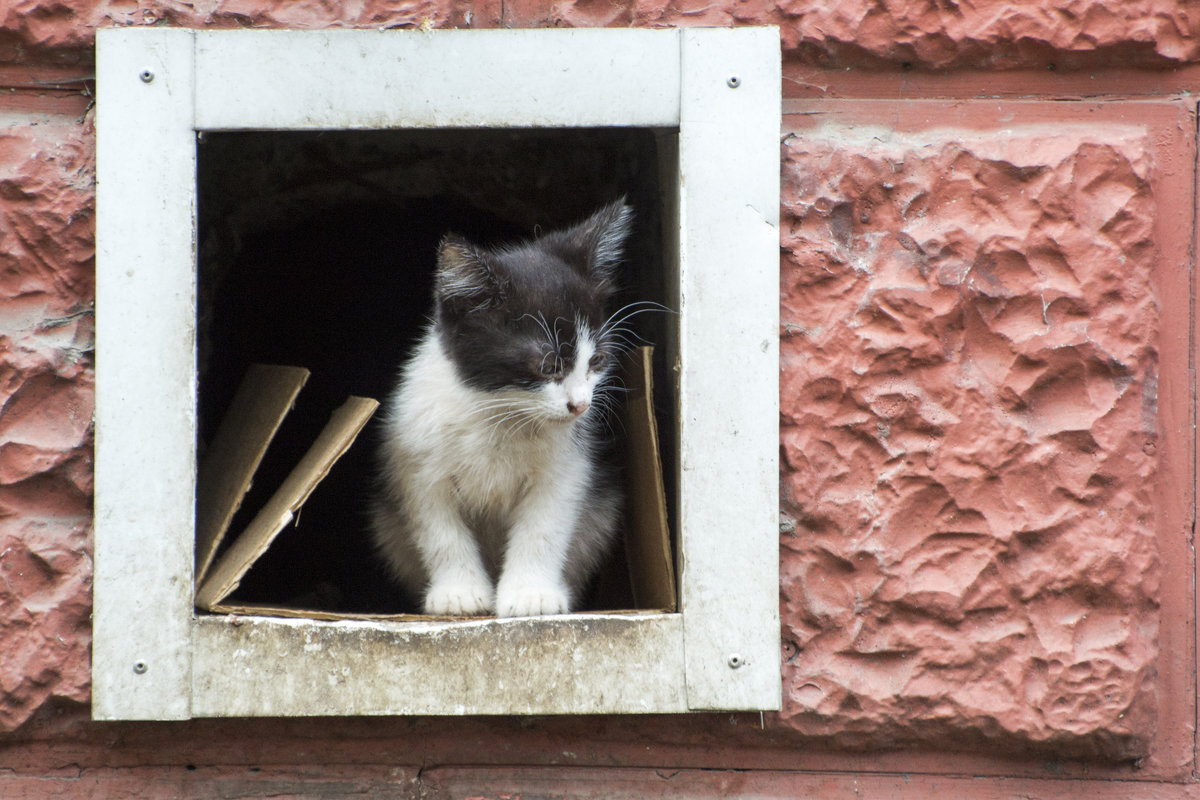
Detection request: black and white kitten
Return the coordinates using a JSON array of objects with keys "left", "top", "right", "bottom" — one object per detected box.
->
[{"left": 370, "top": 201, "right": 633, "bottom": 617}]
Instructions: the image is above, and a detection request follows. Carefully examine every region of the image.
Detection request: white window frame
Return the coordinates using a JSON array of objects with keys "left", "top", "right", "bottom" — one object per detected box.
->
[{"left": 93, "top": 26, "right": 781, "bottom": 719}]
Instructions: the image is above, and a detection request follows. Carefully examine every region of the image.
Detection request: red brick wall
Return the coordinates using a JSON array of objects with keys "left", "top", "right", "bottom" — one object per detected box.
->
[{"left": 2, "top": 2, "right": 1199, "bottom": 798}]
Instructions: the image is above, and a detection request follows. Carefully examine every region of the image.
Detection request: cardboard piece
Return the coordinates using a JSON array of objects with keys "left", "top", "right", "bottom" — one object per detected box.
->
[
  {"left": 195, "top": 347, "right": 674, "bottom": 619},
  {"left": 619, "top": 347, "right": 677, "bottom": 612},
  {"left": 195, "top": 392, "right": 379, "bottom": 610},
  {"left": 194, "top": 364, "right": 310, "bottom": 586}
]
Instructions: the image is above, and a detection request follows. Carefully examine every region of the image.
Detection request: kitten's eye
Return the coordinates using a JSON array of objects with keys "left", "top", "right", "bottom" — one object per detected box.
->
[
  {"left": 538, "top": 358, "right": 563, "bottom": 378},
  {"left": 588, "top": 352, "right": 608, "bottom": 372}
]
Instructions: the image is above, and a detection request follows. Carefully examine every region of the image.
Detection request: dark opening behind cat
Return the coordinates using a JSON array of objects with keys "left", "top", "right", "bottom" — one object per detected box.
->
[{"left": 370, "top": 200, "right": 635, "bottom": 617}]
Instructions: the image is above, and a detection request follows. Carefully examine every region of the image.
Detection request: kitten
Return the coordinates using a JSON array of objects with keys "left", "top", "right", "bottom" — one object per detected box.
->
[{"left": 370, "top": 200, "right": 633, "bottom": 617}]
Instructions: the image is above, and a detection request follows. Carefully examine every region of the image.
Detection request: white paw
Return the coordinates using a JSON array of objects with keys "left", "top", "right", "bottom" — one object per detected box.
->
[
  {"left": 495, "top": 580, "right": 570, "bottom": 617},
  {"left": 424, "top": 576, "right": 495, "bottom": 616}
]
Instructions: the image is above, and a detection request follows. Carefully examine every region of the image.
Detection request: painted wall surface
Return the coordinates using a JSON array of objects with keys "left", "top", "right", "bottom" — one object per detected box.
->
[
  {"left": 2, "top": 1, "right": 1200, "bottom": 798},
  {"left": 780, "top": 112, "right": 1161, "bottom": 754}
]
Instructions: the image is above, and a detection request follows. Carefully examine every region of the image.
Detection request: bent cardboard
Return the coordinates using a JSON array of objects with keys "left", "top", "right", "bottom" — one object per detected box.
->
[
  {"left": 194, "top": 347, "right": 675, "bottom": 619},
  {"left": 194, "top": 364, "right": 311, "bottom": 585},
  {"left": 195, "top": 387, "right": 379, "bottom": 611}
]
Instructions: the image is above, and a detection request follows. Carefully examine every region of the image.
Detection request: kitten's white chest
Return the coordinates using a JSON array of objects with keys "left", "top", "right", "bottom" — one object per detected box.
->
[
  {"left": 446, "top": 427, "right": 539, "bottom": 517},
  {"left": 388, "top": 334, "right": 570, "bottom": 514}
]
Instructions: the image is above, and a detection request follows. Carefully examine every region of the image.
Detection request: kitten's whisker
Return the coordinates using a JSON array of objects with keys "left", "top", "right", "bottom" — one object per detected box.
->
[
  {"left": 465, "top": 392, "right": 538, "bottom": 410},
  {"left": 482, "top": 407, "right": 541, "bottom": 446},
  {"left": 594, "top": 374, "right": 627, "bottom": 393},
  {"left": 604, "top": 324, "right": 651, "bottom": 341},
  {"left": 471, "top": 397, "right": 536, "bottom": 422},
  {"left": 508, "top": 409, "right": 545, "bottom": 440},
  {"left": 470, "top": 403, "right": 530, "bottom": 424},
  {"left": 467, "top": 398, "right": 519, "bottom": 410},
  {"left": 602, "top": 299, "right": 673, "bottom": 324},
  {"left": 603, "top": 332, "right": 647, "bottom": 353},
  {"left": 590, "top": 398, "right": 621, "bottom": 423},
  {"left": 523, "top": 312, "right": 556, "bottom": 346},
  {"left": 598, "top": 413, "right": 626, "bottom": 439},
  {"left": 600, "top": 341, "right": 641, "bottom": 358},
  {"left": 476, "top": 405, "right": 528, "bottom": 424},
  {"left": 477, "top": 402, "right": 538, "bottom": 423},
  {"left": 551, "top": 315, "right": 565, "bottom": 354},
  {"left": 598, "top": 301, "right": 675, "bottom": 339},
  {"left": 587, "top": 397, "right": 626, "bottom": 439},
  {"left": 592, "top": 385, "right": 625, "bottom": 406},
  {"left": 603, "top": 325, "right": 654, "bottom": 347}
]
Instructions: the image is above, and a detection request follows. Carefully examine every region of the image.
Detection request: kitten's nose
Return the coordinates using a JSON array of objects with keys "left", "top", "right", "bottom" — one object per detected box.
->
[{"left": 567, "top": 399, "right": 590, "bottom": 417}]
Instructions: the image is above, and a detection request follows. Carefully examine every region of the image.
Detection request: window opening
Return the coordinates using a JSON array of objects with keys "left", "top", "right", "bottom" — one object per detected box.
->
[
  {"left": 94, "top": 26, "right": 782, "bottom": 719},
  {"left": 194, "top": 127, "right": 676, "bottom": 617}
]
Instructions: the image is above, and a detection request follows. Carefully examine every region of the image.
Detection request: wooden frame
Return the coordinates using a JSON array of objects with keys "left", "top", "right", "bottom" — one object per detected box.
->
[{"left": 94, "top": 26, "right": 780, "bottom": 719}]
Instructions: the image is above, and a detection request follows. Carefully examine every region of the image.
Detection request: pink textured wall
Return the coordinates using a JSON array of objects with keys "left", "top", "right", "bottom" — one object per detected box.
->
[
  {"left": 779, "top": 111, "right": 1163, "bottom": 755},
  {"left": 1, "top": 1, "right": 1199, "bottom": 797},
  {"left": 3, "top": 0, "right": 1199, "bottom": 69},
  {"left": 0, "top": 114, "right": 94, "bottom": 732}
]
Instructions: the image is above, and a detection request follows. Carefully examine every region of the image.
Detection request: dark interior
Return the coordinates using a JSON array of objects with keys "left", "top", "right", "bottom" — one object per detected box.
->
[{"left": 195, "top": 128, "right": 674, "bottom": 614}]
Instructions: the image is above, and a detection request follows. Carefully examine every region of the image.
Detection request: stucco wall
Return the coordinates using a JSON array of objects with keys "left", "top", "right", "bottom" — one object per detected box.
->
[
  {"left": 2, "top": 1, "right": 1199, "bottom": 798},
  {"left": 779, "top": 116, "right": 1162, "bottom": 755}
]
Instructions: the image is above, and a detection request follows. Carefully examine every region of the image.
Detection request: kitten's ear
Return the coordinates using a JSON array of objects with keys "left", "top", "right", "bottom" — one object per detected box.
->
[
  {"left": 435, "top": 234, "right": 505, "bottom": 311},
  {"left": 566, "top": 199, "right": 634, "bottom": 281}
]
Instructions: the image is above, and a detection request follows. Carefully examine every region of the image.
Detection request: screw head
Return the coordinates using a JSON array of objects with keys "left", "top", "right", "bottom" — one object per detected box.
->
[
  {"left": 133, "top": 661, "right": 148, "bottom": 675},
  {"left": 727, "top": 653, "right": 745, "bottom": 669},
  {"left": 139, "top": 70, "right": 154, "bottom": 84},
  {"left": 726, "top": 75, "right": 741, "bottom": 89}
]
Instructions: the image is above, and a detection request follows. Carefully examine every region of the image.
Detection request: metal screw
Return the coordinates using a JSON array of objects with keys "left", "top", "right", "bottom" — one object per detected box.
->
[
  {"left": 726, "top": 75, "right": 741, "bottom": 89},
  {"left": 139, "top": 70, "right": 154, "bottom": 84},
  {"left": 133, "top": 661, "right": 148, "bottom": 675},
  {"left": 727, "top": 653, "right": 744, "bottom": 669}
]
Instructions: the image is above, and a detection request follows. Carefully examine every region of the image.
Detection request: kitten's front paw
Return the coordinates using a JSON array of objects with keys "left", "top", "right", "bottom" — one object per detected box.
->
[
  {"left": 424, "top": 577, "right": 495, "bottom": 616},
  {"left": 495, "top": 581, "right": 570, "bottom": 617}
]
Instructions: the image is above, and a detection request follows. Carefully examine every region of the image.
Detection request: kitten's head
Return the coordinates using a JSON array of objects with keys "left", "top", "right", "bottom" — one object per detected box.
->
[{"left": 433, "top": 200, "right": 633, "bottom": 424}]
